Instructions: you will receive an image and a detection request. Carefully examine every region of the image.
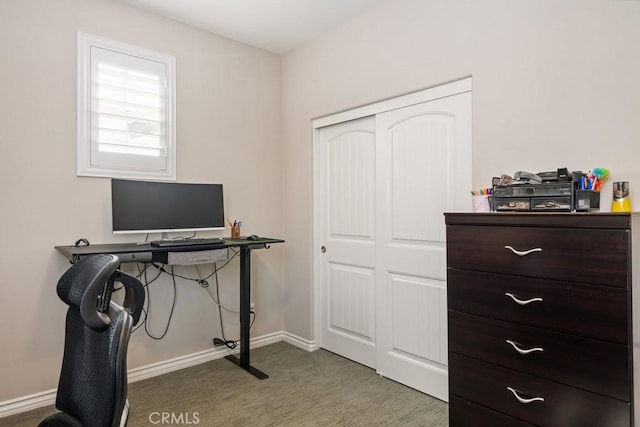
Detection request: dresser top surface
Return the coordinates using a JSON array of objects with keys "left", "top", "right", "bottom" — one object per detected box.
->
[{"left": 444, "top": 212, "right": 636, "bottom": 229}]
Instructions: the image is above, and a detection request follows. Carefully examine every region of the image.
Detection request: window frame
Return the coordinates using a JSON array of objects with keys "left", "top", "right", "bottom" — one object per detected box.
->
[{"left": 77, "top": 32, "right": 176, "bottom": 180}]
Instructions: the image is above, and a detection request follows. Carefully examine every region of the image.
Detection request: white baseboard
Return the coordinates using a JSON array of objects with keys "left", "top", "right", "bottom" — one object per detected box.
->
[
  {"left": 0, "top": 331, "right": 314, "bottom": 419},
  {"left": 282, "top": 331, "right": 318, "bottom": 351},
  {"left": 0, "top": 388, "right": 58, "bottom": 420},
  {"left": 127, "top": 342, "right": 233, "bottom": 384}
]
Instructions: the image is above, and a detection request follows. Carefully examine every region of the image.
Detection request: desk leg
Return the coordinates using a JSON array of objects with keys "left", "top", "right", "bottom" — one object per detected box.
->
[{"left": 224, "top": 246, "right": 269, "bottom": 379}]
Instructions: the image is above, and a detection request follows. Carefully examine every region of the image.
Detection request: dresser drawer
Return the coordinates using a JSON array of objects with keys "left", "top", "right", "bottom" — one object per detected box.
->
[
  {"left": 449, "top": 311, "right": 630, "bottom": 400},
  {"left": 448, "top": 268, "right": 629, "bottom": 343},
  {"left": 449, "top": 395, "right": 534, "bottom": 427},
  {"left": 449, "top": 353, "right": 630, "bottom": 427},
  {"left": 446, "top": 225, "right": 629, "bottom": 287}
]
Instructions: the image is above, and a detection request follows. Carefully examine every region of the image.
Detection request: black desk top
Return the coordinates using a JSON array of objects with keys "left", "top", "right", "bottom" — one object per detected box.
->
[{"left": 55, "top": 237, "right": 284, "bottom": 260}]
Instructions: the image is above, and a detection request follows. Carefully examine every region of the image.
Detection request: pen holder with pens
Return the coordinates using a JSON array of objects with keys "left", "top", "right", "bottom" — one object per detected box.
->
[
  {"left": 574, "top": 189, "right": 600, "bottom": 211},
  {"left": 574, "top": 172, "right": 601, "bottom": 212},
  {"left": 471, "top": 188, "right": 493, "bottom": 212},
  {"left": 229, "top": 219, "right": 242, "bottom": 238}
]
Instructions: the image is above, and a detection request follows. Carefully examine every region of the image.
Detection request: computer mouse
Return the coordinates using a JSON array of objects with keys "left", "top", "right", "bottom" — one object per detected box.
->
[{"left": 247, "top": 235, "right": 259, "bottom": 241}]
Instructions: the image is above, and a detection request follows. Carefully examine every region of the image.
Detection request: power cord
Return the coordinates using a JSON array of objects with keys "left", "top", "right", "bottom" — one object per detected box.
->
[
  {"left": 144, "top": 265, "right": 177, "bottom": 340},
  {"left": 211, "top": 309, "right": 255, "bottom": 349},
  {"left": 212, "top": 264, "right": 237, "bottom": 349},
  {"left": 127, "top": 249, "right": 253, "bottom": 345},
  {"left": 132, "top": 263, "right": 161, "bottom": 333},
  {"left": 213, "top": 337, "right": 236, "bottom": 349},
  {"left": 211, "top": 253, "right": 257, "bottom": 350}
]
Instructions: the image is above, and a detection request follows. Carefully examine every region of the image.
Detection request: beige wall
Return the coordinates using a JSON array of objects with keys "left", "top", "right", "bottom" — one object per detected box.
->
[
  {"left": 281, "top": 0, "right": 640, "bottom": 339},
  {"left": 3, "top": 0, "right": 640, "bottom": 407},
  {"left": 0, "top": 0, "right": 283, "bottom": 401}
]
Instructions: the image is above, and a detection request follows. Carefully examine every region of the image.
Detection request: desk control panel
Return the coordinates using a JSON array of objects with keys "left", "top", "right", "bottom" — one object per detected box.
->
[{"left": 116, "top": 252, "right": 153, "bottom": 263}]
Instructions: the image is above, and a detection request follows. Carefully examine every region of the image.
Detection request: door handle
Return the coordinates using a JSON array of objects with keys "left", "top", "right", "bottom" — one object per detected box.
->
[
  {"left": 506, "top": 387, "right": 544, "bottom": 404},
  {"left": 504, "top": 245, "right": 542, "bottom": 256},
  {"left": 506, "top": 340, "right": 544, "bottom": 355},
  {"left": 505, "top": 293, "right": 543, "bottom": 305},
  {"left": 321, "top": 246, "right": 326, "bottom": 253}
]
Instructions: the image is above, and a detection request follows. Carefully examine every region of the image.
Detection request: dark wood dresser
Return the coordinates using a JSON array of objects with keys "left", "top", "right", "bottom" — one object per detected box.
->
[{"left": 444, "top": 213, "right": 640, "bottom": 426}]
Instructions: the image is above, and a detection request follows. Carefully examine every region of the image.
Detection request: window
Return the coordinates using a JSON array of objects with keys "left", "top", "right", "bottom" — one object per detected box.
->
[{"left": 77, "top": 33, "right": 176, "bottom": 180}]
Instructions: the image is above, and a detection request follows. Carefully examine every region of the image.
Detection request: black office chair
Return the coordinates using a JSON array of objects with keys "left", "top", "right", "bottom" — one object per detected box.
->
[{"left": 39, "top": 254, "right": 145, "bottom": 427}]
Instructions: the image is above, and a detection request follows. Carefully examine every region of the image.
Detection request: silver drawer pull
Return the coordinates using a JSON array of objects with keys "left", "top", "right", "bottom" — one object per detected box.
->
[
  {"left": 506, "top": 340, "right": 544, "bottom": 354},
  {"left": 504, "top": 245, "right": 542, "bottom": 256},
  {"left": 507, "top": 387, "right": 544, "bottom": 404},
  {"left": 505, "top": 292, "right": 543, "bottom": 305}
]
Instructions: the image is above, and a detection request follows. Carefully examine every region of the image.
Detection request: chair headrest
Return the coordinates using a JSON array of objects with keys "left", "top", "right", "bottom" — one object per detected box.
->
[
  {"left": 57, "top": 254, "right": 120, "bottom": 332},
  {"left": 112, "top": 270, "right": 145, "bottom": 326}
]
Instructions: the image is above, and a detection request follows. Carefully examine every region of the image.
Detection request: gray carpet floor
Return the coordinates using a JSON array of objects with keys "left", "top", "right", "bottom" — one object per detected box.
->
[{"left": 2, "top": 342, "right": 449, "bottom": 426}]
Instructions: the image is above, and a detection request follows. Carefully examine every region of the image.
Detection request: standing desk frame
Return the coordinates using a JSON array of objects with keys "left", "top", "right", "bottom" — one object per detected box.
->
[{"left": 55, "top": 237, "right": 284, "bottom": 380}]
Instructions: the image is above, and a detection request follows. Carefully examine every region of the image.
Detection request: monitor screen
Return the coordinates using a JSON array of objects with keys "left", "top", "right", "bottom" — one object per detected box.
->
[{"left": 111, "top": 179, "right": 225, "bottom": 235}]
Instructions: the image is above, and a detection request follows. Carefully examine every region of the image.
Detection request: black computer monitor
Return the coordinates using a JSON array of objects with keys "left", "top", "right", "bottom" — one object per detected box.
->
[{"left": 111, "top": 179, "right": 225, "bottom": 236}]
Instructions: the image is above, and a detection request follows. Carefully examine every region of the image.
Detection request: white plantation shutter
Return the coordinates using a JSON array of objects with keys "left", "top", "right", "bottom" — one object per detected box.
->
[{"left": 78, "top": 33, "right": 175, "bottom": 180}]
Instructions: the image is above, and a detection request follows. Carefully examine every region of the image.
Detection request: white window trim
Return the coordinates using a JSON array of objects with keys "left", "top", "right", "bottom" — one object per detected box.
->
[{"left": 77, "top": 32, "right": 176, "bottom": 180}]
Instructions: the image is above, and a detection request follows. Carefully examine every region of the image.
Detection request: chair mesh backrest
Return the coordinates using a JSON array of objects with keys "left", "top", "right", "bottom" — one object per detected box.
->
[
  {"left": 54, "top": 254, "right": 132, "bottom": 427},
  {"left": 56, "top": 305, "right": 131, "bottom": 427}
]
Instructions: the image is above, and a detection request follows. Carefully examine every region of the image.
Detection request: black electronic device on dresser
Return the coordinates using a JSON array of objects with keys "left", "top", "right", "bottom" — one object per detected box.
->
[{"left": 444, "top": 213, "right": 640, "bottom": 427}]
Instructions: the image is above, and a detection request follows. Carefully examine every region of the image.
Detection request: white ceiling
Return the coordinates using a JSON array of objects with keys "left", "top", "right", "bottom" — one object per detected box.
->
[{"left": 115, "top": 0, "right": 387, "bottom": 54}]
